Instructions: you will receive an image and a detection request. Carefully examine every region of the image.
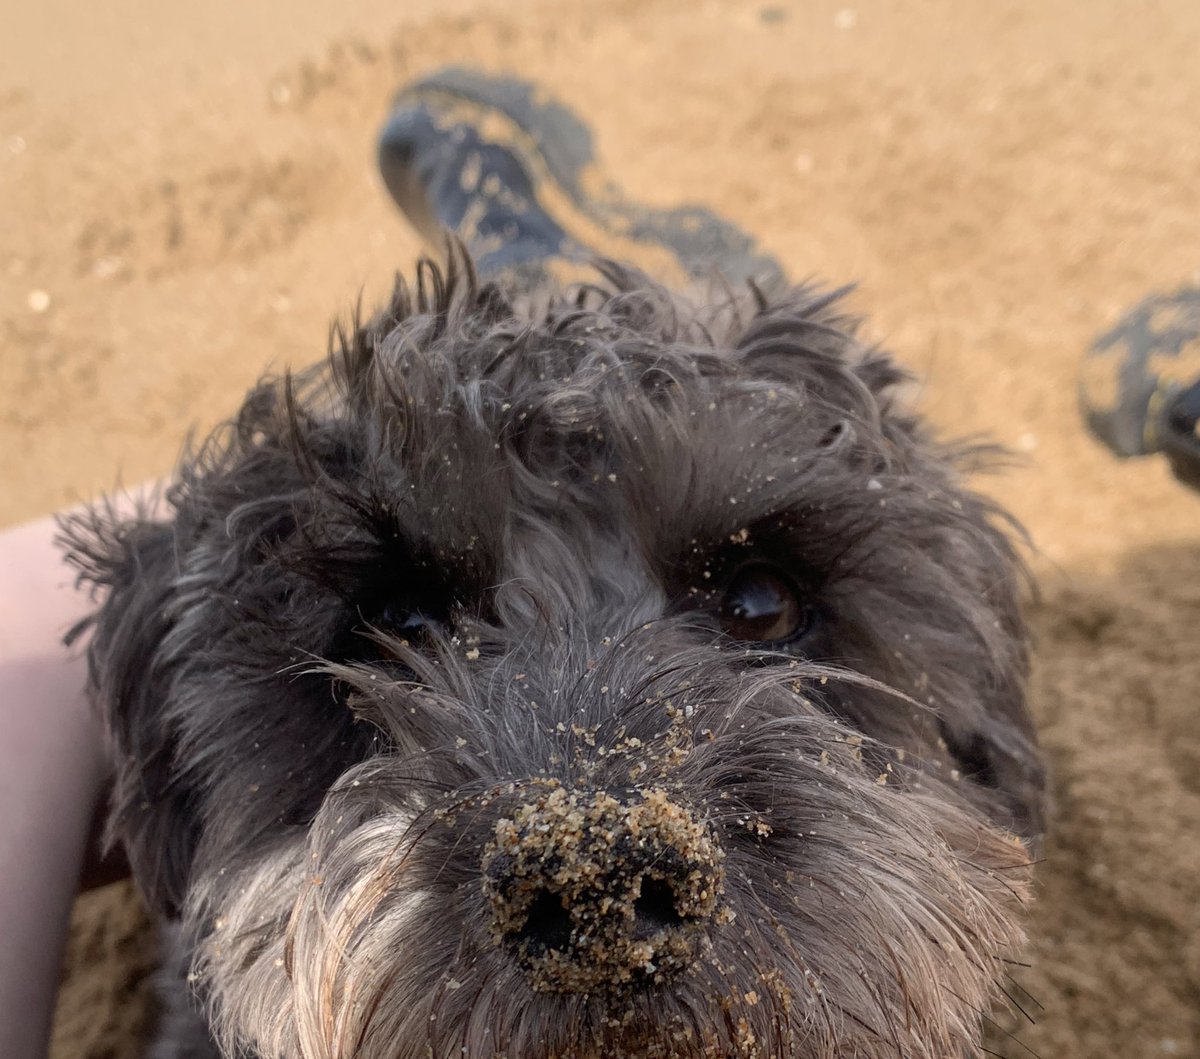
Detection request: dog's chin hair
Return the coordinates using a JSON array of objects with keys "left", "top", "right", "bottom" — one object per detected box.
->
[
  {"left": 188, "top": 842, "right": 309, "bottom": 1059},
  {"left": 189, "top": 776, "right": 1030, "bottom": 1059},
  {"left": 187, "top": 814, "right": 422, "bottom": 1059}
]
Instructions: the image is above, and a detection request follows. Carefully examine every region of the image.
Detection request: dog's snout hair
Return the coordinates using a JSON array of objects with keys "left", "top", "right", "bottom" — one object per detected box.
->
[{"left": 63, "top": 253, "right": 1046, "bottom": 1059}]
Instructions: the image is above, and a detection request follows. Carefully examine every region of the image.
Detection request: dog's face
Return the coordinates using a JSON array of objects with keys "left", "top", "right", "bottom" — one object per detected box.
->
[{"left": 66, "top": 260, "right": 1044, "bottom": 1059}]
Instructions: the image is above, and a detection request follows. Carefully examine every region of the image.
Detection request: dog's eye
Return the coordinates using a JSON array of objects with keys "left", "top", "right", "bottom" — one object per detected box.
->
[
  {"left": 374, "top": 601, "right": 444, "bottom": 641},
  {"left": 719, "top": 563, "right": 813, "bottom": 645},
  {"left": 336, "top": 600, "right": 447, "bottom": 670}
]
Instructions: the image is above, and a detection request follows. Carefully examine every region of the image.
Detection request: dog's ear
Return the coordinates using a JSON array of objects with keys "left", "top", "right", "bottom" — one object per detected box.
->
[
  {"left": 862, "top": 356, "right": 1048, "bottom": 839},
  {"left": 61, "top": 501, "right": 198, "bottom": 916},
  {"left": 816, "top": 342, "right": 1047, "bottom": 839}
]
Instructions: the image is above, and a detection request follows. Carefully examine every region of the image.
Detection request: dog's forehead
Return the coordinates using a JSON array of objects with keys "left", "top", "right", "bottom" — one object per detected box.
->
[
  {"left": 241, "top": 276, "right": 907, "bottom": 607},
  {"left": 369, "top": 312, "right": 880, "bottom": 548}
]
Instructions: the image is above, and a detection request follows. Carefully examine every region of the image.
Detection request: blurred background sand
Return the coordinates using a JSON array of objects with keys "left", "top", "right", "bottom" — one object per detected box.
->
[{"left": 1, "top": 0, "right": 1198, "bottom": 1055}]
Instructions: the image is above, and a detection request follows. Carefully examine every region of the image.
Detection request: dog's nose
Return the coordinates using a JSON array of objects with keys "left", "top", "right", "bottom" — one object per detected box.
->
[{"left": 482, "top": 787, "right": 726, "bottom": 994}]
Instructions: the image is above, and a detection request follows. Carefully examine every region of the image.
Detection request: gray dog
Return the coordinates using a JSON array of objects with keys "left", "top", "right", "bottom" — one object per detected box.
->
[{"left": 62, "top": 71, "right": 1045, "bottom": 1059}]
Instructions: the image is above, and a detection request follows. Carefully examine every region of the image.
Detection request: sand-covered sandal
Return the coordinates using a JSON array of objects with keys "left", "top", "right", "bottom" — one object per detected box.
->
[
  {"left": 377, "top": 66, "right": 785, "bottom": 289},
  {"left": 1080, "top": 285, "right": 1200, "bottom": 490}
]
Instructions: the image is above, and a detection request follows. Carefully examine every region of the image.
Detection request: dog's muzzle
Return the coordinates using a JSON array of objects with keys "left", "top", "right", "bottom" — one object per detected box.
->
[{"left": 481, "top": 786, "right": 727, "bottom": 995}]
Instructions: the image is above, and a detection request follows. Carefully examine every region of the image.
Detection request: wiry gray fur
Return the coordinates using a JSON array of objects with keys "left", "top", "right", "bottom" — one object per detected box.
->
[{"left": 62, "top": 251, "right": 1045, "bottom": 1059}]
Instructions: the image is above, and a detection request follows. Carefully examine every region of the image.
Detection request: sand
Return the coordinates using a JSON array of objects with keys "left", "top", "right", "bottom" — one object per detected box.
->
[{"left": 2, "top": 0, "right": 1198, "bottom": 1055}]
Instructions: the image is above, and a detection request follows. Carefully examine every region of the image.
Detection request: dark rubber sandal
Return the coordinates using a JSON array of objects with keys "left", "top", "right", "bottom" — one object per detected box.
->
[
  {"left": 377, "top": 66, "right": 786, "bottom": 290},
  {"left": 1162, "top": 377, "right": 1200, "bottom": 490},
  {"left": 1080, "top": 285, "right": 1200, "bottom": 490}
]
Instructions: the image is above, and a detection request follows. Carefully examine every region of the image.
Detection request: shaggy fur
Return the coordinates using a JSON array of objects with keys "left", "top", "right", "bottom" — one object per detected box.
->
[{"left": 63, "top": 252, "right": 1045, "bottom": 1059}]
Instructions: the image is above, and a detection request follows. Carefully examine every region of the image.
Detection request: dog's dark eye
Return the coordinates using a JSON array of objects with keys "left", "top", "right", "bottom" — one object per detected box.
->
[
  {"left": 335, "top": 598, "right": 448, "bottom": 666},
  {"left": 374, "top": 601, "right": 444, "bottom": 642},
  {"left": 719, "top": 563, "right": 812, "bottom": 645}
]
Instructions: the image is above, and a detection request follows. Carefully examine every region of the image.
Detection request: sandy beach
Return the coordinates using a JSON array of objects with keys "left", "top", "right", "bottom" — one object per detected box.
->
[{"left": 2, "top": 0, "right": 1198, "bottom": 1055}]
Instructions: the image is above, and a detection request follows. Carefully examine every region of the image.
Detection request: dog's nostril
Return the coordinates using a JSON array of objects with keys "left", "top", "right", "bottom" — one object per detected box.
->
[
  {"left": 482, "top": 788, "right": 726, "bottom": 994},
  {"left": 633, "top": 877, "right": 683, "bottom": 939},
  {"left": 515, "top": 888, "right": 573, "bottom": 955}
]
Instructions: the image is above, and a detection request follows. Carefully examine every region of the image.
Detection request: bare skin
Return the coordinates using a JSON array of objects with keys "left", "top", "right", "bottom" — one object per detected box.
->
[{"left": 0, "top": 515, "right": 113, "bottom": 1059}]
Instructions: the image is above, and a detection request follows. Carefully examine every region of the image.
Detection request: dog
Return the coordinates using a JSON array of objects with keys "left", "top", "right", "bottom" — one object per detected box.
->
[{"left": 63, "top": 250, "right": 1045, "bottom": 1059}]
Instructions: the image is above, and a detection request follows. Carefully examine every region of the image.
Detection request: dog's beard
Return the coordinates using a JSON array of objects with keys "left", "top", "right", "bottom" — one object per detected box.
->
[{"left": 187, "top": 668, "right": 1031, "bottom": 1059}]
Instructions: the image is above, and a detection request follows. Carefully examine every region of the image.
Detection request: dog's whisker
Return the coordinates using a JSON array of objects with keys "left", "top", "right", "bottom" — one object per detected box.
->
[{"left": 979, "top": 1011, "right": 1046, "bottom": 1059}]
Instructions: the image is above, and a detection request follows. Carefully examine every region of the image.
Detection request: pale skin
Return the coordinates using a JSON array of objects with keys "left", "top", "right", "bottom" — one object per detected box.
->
[{"left": 0, "top": 513, "right": 117, "bottom": 1059}]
